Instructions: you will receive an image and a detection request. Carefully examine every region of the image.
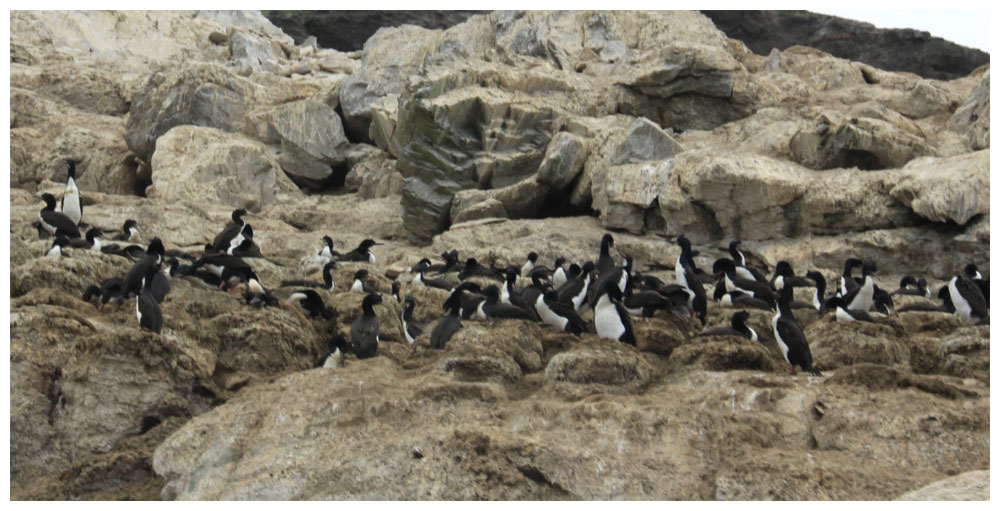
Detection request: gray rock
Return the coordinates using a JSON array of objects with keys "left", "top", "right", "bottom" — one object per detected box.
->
[
  {"left": 592, "top": 160, "right": 673, "bottom": 233},
  {"left": 789, "top": 111, "right": 933, "bottom": 170},
  {"left": 889, "top": 150, "right": 989, "bottom": 225},
  {"left": 194, "top": 10, "right": 294, "bottom": 45},
  {"left": 147, "top": 125, "right": 301, "bottom": 208},
  {"left": 450, "top": 179, "right": 552, "bottom": 224},
  {"left": 610, "top": 117, "right": 683, "bottom": 166},
  {"left": 536, "top": 132, "right": 588, "bottom": 190},
  {"left": 949, "top": 71, "right": 989, "bottom": 151},
  {"left": 896, "top": 470, "right": 989, "bottom": 500},
  {"left": 229, "top": 30, "right": 284, "bottom": 74},
  {"left": 125, "top": 63, "right": 252, "bottom": 162},
  {"left": 451, "top": 197, "right": 507, "bottom": 223},
  {"left": 265, "top": 98, "right": 349, "bottom": 188}
]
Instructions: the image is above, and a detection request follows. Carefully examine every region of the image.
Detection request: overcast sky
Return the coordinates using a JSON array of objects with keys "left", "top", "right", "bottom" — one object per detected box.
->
[{"left": 812, "top": 9, "right": 990, "bottom": 53}]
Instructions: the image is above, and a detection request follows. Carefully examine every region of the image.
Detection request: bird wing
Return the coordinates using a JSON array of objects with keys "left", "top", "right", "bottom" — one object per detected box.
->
[
  {"left": 776, "top": 316, "right": 812, "bottom": 370},
  {"left": 613, "top": 300, "right": 636, "bottom": 345},
  {"left": 41, "top": 210, "right": 81, "bottom": 238},
  {"left": 956, "top": 277, "right": 989, "bottom": 319}
]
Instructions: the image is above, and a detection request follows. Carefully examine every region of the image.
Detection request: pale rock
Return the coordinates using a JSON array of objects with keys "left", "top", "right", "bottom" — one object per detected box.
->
[
  {"left": 889, "top": 150, "right": 989, "bottom": 225},
  {"left": 896, "top": 470, "right": 989, "bottom": 500},
  {"left": 147, "top": 125, "right": 301, "bottom": 208},
  {"left": 535, "top": 131, "right": 588, "bottom": 190},
  {"left": 949, "top": 71, "right": 989, "bottom": 151}
]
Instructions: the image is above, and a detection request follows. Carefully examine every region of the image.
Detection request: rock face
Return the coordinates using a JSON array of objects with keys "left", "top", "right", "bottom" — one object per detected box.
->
[
  {"left": 701, "top": 10, "right": 990, "bottom": 80},
  {"left": 8, "top": 9, "right": 991, "bottom": 502},
  {"left": 263, "top": 10, "right": 484, "bottom": 51}
]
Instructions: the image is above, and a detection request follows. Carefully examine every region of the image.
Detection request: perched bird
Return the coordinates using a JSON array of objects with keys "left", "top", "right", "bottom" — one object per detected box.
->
[
  {"left": 68, "top": 227, "right": 104, "bottom": 252},
  {"left": 534, "top": 288, "right": 588, "bottom": 335},
  {"left": 503, "top": 268, "right": 540, "bottom": 320},
  {"left": 318, "top": 235, "right": 337, "bottom": 260},
  {"left": 243, "top": 274, "right": 279, "bottom": 307},
  {"left": 963, "top": 264, "right": 989, "bottom": 307},
  {"left": 111, "top": 219, "right": 141, "bottom": 242},
  {"left": 391, "top": 281, "right": 402, "bottom": 303},
  {"left": 521, "top": 251, "right": 540, "bottom": 278},
  {"left": 315, "top": 335, "right": 349, "bottom": 369},
  {"left": 557, "top": 261, "right": 594, "bottom": 311},
  {"left": 806, "top": 271, "right": 828, "bottom": 311},
  {"left": 287, "top": 289, "right": 334, "bottom": 319},
  {"left": 770, "top": 261, "right": 813, "bottom": 290},
  {"left": 772, "top": 284, "right": 821, "bottom": 376},
  {"left": 121, "top": 238, "right": 165, "bottom": 298},
  {"left": 698, "top": 310, "right": 757, "bottom": 341},
  {"left": 839, "top": 260, "right": 877, "bottom": 313},
  {"left": 594, "top": 279, "right": 636, "bottom": 346},
  {"left": 836, "top": 258, "right": 863, "bottom": 297},
  {"left": 351, "top": 269, "right": 377, "bottom": 294},
  {"left": 459, "top": 258, "right": 503, "bottom": 281},
  {"left": 945, "top": 275, "right": 989, "bottom": 323},
  {"left": 478, "top": 285, "right": 535, "bottom": 320},
  {"left": 729, "top": 240, "right": 767, "bottom": 283},
  {"left": 136, "top": 266, "right": 163, "bottom": 334},
  {"left": 82, "top": 277, "right": 124, "bottom": 311},
  {"left": 280, "top": 261, "right": 336, "bottom": 292},
  {"left": 45, "top": 235, "right": 71, "bottom": 258},
  {"left": 892, "top": 275, "right": 931, "bottom": 298},
  {"left": 455, "top": 282, "right": 486, "bottom": 320},
  {"left": 825, "top": 296, "right": 876, "bottom": 323},
  {"left": 149, "top": 265, "right": 171, "bottom": 303},
  {"left": 679, "top": 258, "right": 708, "bottom": 325},
  {"left": 227, "top": 237, "right": 263, "bottom": 258},
  {"left": 964, "top": 263, "right": 984, "bottom": 280},
  {"left": 430, "top": 290, "right": 464, "bottom": 349},
  {"left": 351, "top": 293, "right": 382, "bottom": 359},
  {"left": 551, "top": 257, "right": 568, "bottom": 289},
  {"left": 339, "top": 239, "right": 380, "bottom": 264},
  {"left": 719, "top": 290, "right": 773, "bottom": 311},
  {"left": 413, "top": 265, "right": 453, "bottom": 291},
  {"left": 167, "top": 258, "right": 224, "bottom": 289},
  {"left": 60, "top": 159, "right": 82, "bottom": 226},
  {"left": 401, "top": 295, "right": 424, "bottom": 345},
  {"left": 597, "top": 233, "right": 618, "bottom": 276},
  {"left": 210, "top": 208, "right": 248, "bottom": 254},
  {"left": 38, "top": 193, "right": 81, "bottom": 239},
  {"left": 712, "top": 258, "right": 777, "bottom": 307}
]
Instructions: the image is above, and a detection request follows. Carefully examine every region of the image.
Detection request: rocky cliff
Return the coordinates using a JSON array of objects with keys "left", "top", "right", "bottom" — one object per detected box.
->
[{"left": 9, "top": 10, "right": 989, "bottom": 501}]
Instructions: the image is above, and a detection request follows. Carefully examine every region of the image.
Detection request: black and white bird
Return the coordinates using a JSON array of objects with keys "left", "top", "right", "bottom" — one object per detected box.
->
[
  {"left": 839, "top": 260, "right": 877, "bottom": 313},
  {"left": 68, "top": 227, "right": 104, "bottom": 252},
  {"left": 38, "top": 193, "right": 81, "bottom": 239},
  {"left": 60, "top": 159, "right": 82, "bottom": 226},
  {"left": 413, "top": 264, "right": 453, "bottom": 291},
  {"left": 280, "top": 261, "right": 336, "bottom": 292},
  {"left": 892, "top": 276, "right": 931, "bottom": 298},
  {"left": 728, "top": 240, "right": 767, "bottom": 283},
  {"left": 806, "top": 271, "right": 828, "bottom": 311},
  {"left": 945, "top": 275, "right": 989, "bottom": 323},
  {"left": 458, "top": 258, "right": 503, "bottom": 281},
  {"left": 551, "top": 257, "right": 568, "bottom": 289},
  {"left": 712, "top": 258, "right": 777, "bottom": 307},
  {"left": 315, "top": 335, "right": 349, "bottom": 369},
  {"left": 318, "top": 235, "right": 337, "bottom": 260},
  {"left": 210, "top": 208, "right": 248, "bottom": 254},
  {"left": 167, "top": 257, "right": 224, "bottom": 289},
  {"left": 772, "top": 284, "right": 821, "bottom": 376},
  {"left": 243, "top": 274, "right": 279, "bottom": 307},
  {"left": 287, "top": 289, "right": 333, "bottom": 319},
  {"left": 391, "top": 281, "right": 402, "bottom": 303},
  {"left": 339, "top": 239, "right": 380, "bottom": 264},
  {"left": 82, "top": 277, "right": 124, "bottom": 311},
  {"left": 836, "top": 258, "right": 863, "bottom": 297},
  {"left": 534, "top": 288, "right": 588, "bottom": 336},
  {"left": 454, "top": 282, "right": 485, "bottom": 320},
  {"left": 478, "top": 285, "right": 535, "bottom": 320},
  {"left": 350, "top": 269, "right": 377, "bottom": 294},
  {"left": 964, "top": 263, "right": 984, "bottom": 280},
  {"left": 521, "top": 251, "right": 540, "bottom": 278},
  {"left": 719, "top": 290, "right": 773, "bottom": 311},
  {"left": 594, "top": 279, "right": 636, "bottom": 346},
  {"left": 401, "top": 294, "right": 424, "bottom": 345},
  {"left": 557, "top": 261, "right": 594, "bottom": 311},
  {"left": 148, "top": 265, "right": 171, "bottom": 303},
  {"left": 597, "top": 233, "right": 618, "bottom": 276},
  {"left": 121, "top": 238, "right": 165, "bottom": 298},
  {"left": 430, "top": 290, "right": 464, "bottom": 349},
  {"left": 111, "top": 219, "right": 141, "bottom": 242},
  {"left": 963, "top": 264, "right": 989, "bottom": 307},
  {"left": 45, "top": 235, "right": 71, "bottom": 258},
  {"left": 136, "top": 266, "right": 163, "bottom": 334},
  {"left": 227, "top": 237, "right": 263, "bottom": 258},
  {"left": 679, "top": 258, "right": 708, "bottom": 325},
  {"left": 698, "top": 310, "right": 757, "bottom": 341},
  {"left": 622, "top": 277, "right": 673, "bottom": 318},
  {"left": 825, "top": 296, "right": 876, "bottom": 323},
  {"left": 770, "top": 261, "right": 813, "bottom": 291},
  {"left": 502, "top": 268, "right": 540, "bottom": 320},
  {"left": 350, "top": 293, "right": 382, "bottom": 359}
]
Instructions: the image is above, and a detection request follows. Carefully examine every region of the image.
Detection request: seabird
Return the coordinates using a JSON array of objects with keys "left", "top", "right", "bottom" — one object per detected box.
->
[
  {"left": 836, "top": 258, "right": 863, "bottom": 297},
  {"left": 68, "top": 227, "right": 104, "bottom": 252},
  {"left": 82, "top": 277, "right": 124, "bottom": 311},
  {"left": 430, "top": 290, "right": 464, "bottom": 349},
  {"left": 287, "top": 289, "right": 333, "bottom": 319},
  {"left": 45, "top": 235, "right": 70, "bottom": 258},
  {"left": 315, "top": 335, "right": 349, "bottom": 368},
  {"left": 719, "top": 290, "right": 773, "bottom": 311},
  {"left": 557, "top": 261, "right": 594, "bottom": 311},
  {"left": 503, "top": 268, "right": 541, "bottom": 320},
  {"left": 391, "top": 281, "right": 402, "bottom": 303},
  {"left": 963, "top": 264, "right": 989, "bottom": 307},
  {"left": 534, "top": 288, "right": 587, "bottom": 335},
  {"left": 401, "top": 294, "right": 424, "bottom": 345},
  {"left": 698, "top": 310, "right": 757, "bottom": 341},
  {"left": 351, "top": 269, "right": 377, "bottom": 294},
  {"left": 149, "top": 265, "right": 171, "bottom": 303},
  {"left": 712, "top": 258, "right": 777, "bottom": 307},
  {"left": 772, "top": 284, "right": 821, "bottom": 376},
  {"left": 121, "top": 238, "right": 165, "bottom": 298},
  {"left": 679, "top": 258, "right": 708, "bottom": 325},
  {"left": 771, "top": 261, "right": 813, "bottom": 290},
  {"left": 350, "top": 293, "right": 382, "bottom": 359},
  {"left": 551, "top": 257, "right": 568, "bottom": 289},
  {"left": 946, "top": 275, "right": 989, "bottom": 323},
  {"left": 521, "top": 251, "right": 539, "bottom": 278},
  {"left": 594, "top": 279, "right": 636, "bottom": 346},
  {"left": 478, "top": 285, "right": 535, "bottom": 320},
  {"left": 38, "top": 193, "right": 81, "bottom": 239},
  {"left": 60, "top": 159, "right": 83, "bottom": 226},
  {"left": 892, "top": 275, "right": 931, "bottom": 298},
  {"left": 458, "top": 258, "right": 503, "bottom": 281},
  {"left": 167, "top": 257, "right": 224, "bottom": 289},
  {"left": 840, "top": 260, "right": 877, "bottom": 312},
  {"left": 806, "top": 271, "right": 828, "bottom": 311},
  {"left": 729, "top": 240, "right": 767, "bottom": 283},
  {"left": 111, "top": 219, "right": 141, "bottom": 242},
  {"left": 136, "top": 266, "right": 163, "bottom": 334},
  {"left": 339, "top": 239, "right": 380, "bottom": 264},
  {"left": 825, "top": 296, "right": 876, "bottom": 323},
  {"left": 243, "top": 274, "right": 279, "bottom": 307},
  {"left": 280, "top": 261, "right": 336, "bottom": 292},
  {"left": 210, "top": 208, "right": 248, "bottom": 254},
  {"left": 413, "top": 264, "right": 453, "bottom": 291}
]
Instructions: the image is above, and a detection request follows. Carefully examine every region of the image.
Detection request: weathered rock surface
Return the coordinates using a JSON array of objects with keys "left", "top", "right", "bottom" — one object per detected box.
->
[
  {"left": 263, "top": 10, "right": 483, "bottom": 51},
  {"left": 896, "top": 470, "right": 990, "bottom": 500},
  {"left": 147, "top": 125, "right": 301, "bottom": 208}
]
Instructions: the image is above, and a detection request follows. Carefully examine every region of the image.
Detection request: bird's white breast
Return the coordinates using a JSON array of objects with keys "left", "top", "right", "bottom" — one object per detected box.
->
[{"left": 595, "top": 295, "right": 626, "bottom": 341}]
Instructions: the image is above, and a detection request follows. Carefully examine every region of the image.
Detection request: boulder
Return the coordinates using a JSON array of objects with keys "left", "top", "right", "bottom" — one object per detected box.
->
[
  {"left": 264, "top": 98, "right": 350, "bottom": 188},
  {"left": 450, "top": 179, "right": 552, "bottom": 224},
  {"left": 535, "top": 131, "right": 588, "bottom": 190},
  {"left": 789, "top": 111, "right": 933, "bottom": 171},
  {"left": 544, "top": 340, "right": 650, "bottom": 388},
  {"left": 896, "top": 470, "right": 990, "bottom": 500},
  {"left": 147, "top": 125, "right": 301, "bottom": 208},
  {"left": 125, "top": 63, "right": 254, "bottom": 162},
  {"left": 948, "top": 71, "right": 989, "bottom": 151},
  {"left": 889, "top": 151, "right": 989, "bottom": 225},
  {"left": 228, "top": 29, "right": 286, "bottom": 75}
]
